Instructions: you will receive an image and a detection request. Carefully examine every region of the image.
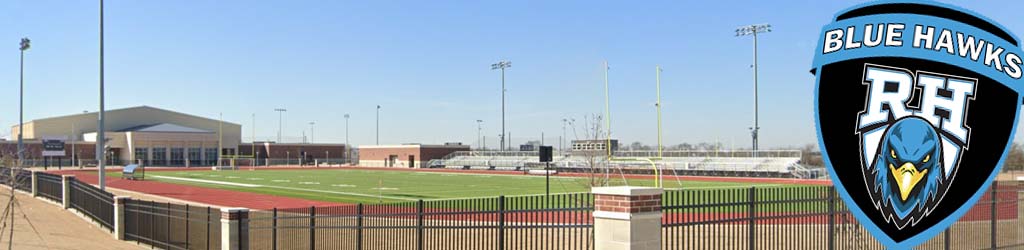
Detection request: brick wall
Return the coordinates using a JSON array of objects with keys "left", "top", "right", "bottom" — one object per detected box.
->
[{"left": 594, "top": 194, "right": 662, "bottom": 213}]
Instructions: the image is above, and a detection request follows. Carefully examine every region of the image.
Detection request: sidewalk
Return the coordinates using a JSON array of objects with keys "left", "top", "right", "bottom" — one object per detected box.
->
[{"left": 0, "top": 191, "right": 141, "bottom": 250}]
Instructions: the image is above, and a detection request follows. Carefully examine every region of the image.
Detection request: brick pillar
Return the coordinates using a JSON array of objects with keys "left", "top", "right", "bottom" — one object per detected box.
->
[
  {"left": 113, "top": 196, "right": 130, "bottom": 240},
  {"left": 61, "top": 175, "right": 75, "bottom": 209},
  {"left": 221, "top": 208, "right": 249, "bottom": 250},
  {"left": 592, "top": 186, "right": 663, "bottom": 250}
]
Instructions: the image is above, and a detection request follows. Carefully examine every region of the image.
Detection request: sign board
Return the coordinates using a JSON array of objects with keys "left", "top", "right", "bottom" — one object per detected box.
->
[
  {"left": 41, "top": 136, "right": 66, "bottom": 157},
  {"left": 539, "top": 146, "right": 553, "bottom": 162}
]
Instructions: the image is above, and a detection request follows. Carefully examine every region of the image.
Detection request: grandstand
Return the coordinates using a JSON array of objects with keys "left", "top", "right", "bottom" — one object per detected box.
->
[{"left": 427, "top": 150, "right": 822, "bottom": 179}]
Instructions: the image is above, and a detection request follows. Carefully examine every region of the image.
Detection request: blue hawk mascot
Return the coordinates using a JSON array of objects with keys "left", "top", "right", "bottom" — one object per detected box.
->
[{"left": 872, "top": 116, "right": 945, "bottom": 226}]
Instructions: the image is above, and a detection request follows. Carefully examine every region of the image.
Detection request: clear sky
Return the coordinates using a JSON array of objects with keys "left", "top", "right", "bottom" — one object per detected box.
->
[{"left": 3, "top": 0, "right": 1024, "bottom": 149}]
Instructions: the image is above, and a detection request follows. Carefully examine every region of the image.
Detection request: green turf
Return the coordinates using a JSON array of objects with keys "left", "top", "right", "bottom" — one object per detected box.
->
[{"left": 108, "top": 169, "right": 806, "bottom": 205}]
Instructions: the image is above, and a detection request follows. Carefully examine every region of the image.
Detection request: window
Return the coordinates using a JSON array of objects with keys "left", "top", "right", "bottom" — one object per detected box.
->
[
  {"left": 205, "top": 148, "right": 218, "bottom": 165},
  {"left": 134, "top": 148, "right": 149, "bottom": 165},
  {"left": 170, "top": 148, "right": 185, "bottom": 166},
  {"left": 153, "top": 148, "right": 167, "bottom": 166},
  {"left": 188, "top": 148, "right": 202, "bottom": 166}
]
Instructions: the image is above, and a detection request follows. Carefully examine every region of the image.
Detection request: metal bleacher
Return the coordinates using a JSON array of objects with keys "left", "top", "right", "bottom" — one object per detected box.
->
[{"left": 428, "top": 150, "right": 815, "bottom": 178}]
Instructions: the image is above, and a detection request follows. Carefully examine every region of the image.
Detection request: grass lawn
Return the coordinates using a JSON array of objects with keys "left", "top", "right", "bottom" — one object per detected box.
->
[{"left": 108, "top": 168, "right": 806, "bottom": 205}]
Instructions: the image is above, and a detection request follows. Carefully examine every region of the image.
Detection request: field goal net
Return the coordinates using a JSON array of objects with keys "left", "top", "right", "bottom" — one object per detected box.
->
[{"left": 216, "top": 155, "right": 256, "bottom": 170}]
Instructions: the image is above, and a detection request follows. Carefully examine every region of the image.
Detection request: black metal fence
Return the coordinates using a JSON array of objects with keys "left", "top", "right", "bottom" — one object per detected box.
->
[
  {"left": 124, "top": 199, "right": 221, "bottom": 250},
  {"left": 246, "top": 192, "right": 594, "bottom": 250},
  {"left": 35, "top": 172, "right": 63, "bottom": 202},
  {"left": 0, "top": 167, "right": 32, "bottom": 192},
  {"left": 69, "top": 177, "right": 116, "bottom": 231},
  {"left": 661, "top": 182, "right": 1023, "bottom": 250}
]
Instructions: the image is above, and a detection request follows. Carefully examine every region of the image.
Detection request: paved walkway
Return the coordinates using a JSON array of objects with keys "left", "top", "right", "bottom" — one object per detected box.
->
[{"left": 0, "top": 190, "right": 141, "bottom": 250}]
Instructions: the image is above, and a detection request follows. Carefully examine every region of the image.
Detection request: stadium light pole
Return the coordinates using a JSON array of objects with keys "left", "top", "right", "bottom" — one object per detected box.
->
[
  {"left": 561, "top": 118, "right": 567, "bottom": 152},
  {"left": 476, "top": 120, "right": 483, "bottom": 150},
  {"left": 309, "top": 121, "right": 315, "bottom": 144},
  {"left": 491, "top": 60, "right": 510, "bottom": 151},
  {"left": 274, "top": 108, "right": 286, "bottom": 143},
  {"left": 736, "top": 23, "right": 771, "bottom": 157},
  {"left": 17, "top": 38, "right": 30, "bottom": 164},
  {"left": 376, "top": 105, "right": 381, "bottom": 145},
  {"left": 344, "top": 114, "right": 350, "bottom": 163},
  {"left": 97, "top": 0, "right": 108, "bottom": 190}
]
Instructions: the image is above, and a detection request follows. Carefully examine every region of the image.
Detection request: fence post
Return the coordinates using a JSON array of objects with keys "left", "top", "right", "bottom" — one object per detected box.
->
[
  {"left": 944, "top": 228, "right": 950, "bottom": 250},
  {"left": 991, "top": 181, "right": 997, "bottom": 250},
  {"left": 498, "top": 196, "right": 505, "bottom": 250},
  {"left": 748, "top": 187, "right": 756, "bottom": 250},
  {"left": 310, "top": 206, "right": 316, "bottom": 250},
  {"left": 592, "top": 186, "right": 663, "bottom": 250},
  {"left": 356, "top": 204, "right": 363, "bottom": 250},
  {"left": 30, "top": 171, "right": 37, "bottom": 197},
  {"left": 61, "top": 175, "right": 75, "bottom": 209},
  {"left": 221, "top": 207, "right": 249, "bottom": 250},
  {"left": 827, "top": 186, "right": 835, "bottom": 250},
  {"left": 113, "top": 196, "right": 130, "bottom": 240},
  {"left": 417, "top": 200, "right": 424, "bottom": 250},
  {"left": 272, "top": 208, "right": 277, "bottom": 250}
]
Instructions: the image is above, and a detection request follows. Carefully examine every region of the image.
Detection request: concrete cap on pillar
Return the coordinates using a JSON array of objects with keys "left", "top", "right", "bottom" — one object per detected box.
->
[
  {"left": 592, "top": 186, "right": 663, "bottom": 196},
  {"left": 221, "top": 207, "right": 250, "bottom": 220}
]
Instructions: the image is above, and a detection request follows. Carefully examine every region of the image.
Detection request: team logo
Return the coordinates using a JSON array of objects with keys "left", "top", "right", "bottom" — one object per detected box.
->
[{"left": 812, "top": 1, "right": 1022, "bottom": 248}]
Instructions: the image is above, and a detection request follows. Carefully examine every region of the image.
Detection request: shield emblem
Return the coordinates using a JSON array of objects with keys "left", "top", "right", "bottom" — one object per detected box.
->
[{"left": 812, "top": 1, "right": 1022, "bottom": 248}]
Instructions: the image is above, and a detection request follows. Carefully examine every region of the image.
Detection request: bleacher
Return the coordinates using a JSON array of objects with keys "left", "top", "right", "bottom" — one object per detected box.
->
[{"left": 428, "top": 150, "right": 813, "bottom": 178}]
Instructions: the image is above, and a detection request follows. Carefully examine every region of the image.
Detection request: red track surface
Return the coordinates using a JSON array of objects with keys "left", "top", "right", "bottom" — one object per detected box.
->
[{"left": 48, "top": 169, "right": 345, "bottom": 210}]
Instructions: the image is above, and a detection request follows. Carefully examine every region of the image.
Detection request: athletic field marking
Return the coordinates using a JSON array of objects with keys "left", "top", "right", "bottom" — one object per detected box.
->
[
  {"left": 298, "top": 182, "right": 320, "bottom": 185},
  {"left": 664, "top": 184, "right": 783, "bottom": 190},
  {"left": 331, "top": 184, "right": 356, "bottom": 188},
  {"left": 151, "top": 175, "right": 263, "bottom": 188},
  {"left": 152, "top": 175, "right": 415, "bottom": 201},
  {"left": 372, "top": 187, "right": 399, "bottom": 190},
  {"left": 271, "top": 179, "right": 290, "bottom": 182},
  {"left": 225, "top": 176, "right": 240, "bottom": 179},
  {"left": 246, "top": 178, "right": 264, "bottom": 181}
]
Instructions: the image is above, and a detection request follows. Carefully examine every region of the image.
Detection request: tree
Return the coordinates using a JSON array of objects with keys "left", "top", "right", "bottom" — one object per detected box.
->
[{"left": 1004, "top": 143, "right": 1024, "bottom": 172}]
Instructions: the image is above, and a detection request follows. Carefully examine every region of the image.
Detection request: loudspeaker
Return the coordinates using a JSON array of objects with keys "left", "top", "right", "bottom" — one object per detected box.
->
[{"left": 539, "top": 146, "right": 553, "bottom": 162}]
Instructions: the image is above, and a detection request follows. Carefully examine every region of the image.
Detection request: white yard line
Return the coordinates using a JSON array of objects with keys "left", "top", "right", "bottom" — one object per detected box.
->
[
  {"left": 151, "top": 175, "right": 264, "bottom": 188},
  {"left": 153, "top": 175, "right": 417, "bottom": 201}
]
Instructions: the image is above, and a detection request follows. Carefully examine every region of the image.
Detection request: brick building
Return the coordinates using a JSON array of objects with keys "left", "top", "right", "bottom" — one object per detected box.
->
[{"left": 358, "top": 144, "right": 469, "bottom": 168}]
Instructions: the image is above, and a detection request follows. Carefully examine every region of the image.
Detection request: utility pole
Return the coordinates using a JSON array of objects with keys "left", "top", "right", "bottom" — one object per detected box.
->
[
  {"left": 491, "top": 60, "right": 511, "bottom": 151},
  {"left": 736, "top": 24, "right": 771, "bottom": 157},
  {"left": 274, "top": 108, "right": 286, "bottom": 143}
]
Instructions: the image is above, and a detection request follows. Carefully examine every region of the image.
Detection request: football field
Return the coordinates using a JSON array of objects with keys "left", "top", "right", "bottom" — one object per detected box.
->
[{"left": 112, "top": 168, "right": 802, "bottom": 204}]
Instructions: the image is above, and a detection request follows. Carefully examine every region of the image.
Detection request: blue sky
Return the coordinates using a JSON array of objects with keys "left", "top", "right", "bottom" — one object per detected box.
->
[{"left": 3, "top": 0, "right": 1024, "bottom": 149}]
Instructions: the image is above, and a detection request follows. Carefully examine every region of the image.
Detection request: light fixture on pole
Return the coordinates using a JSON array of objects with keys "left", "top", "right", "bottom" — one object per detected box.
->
[
  {"left": 274, "top": 108, "right": 286, "bottom": 143},
  {"left": 736, "top": 23, "right": 771, "bottom": 157},
  {"left": 491, "top": 60, "right": 511, "bottom": 151},
  {"left": 18, "top": 37, "right": 30, "bottom": 164}
]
